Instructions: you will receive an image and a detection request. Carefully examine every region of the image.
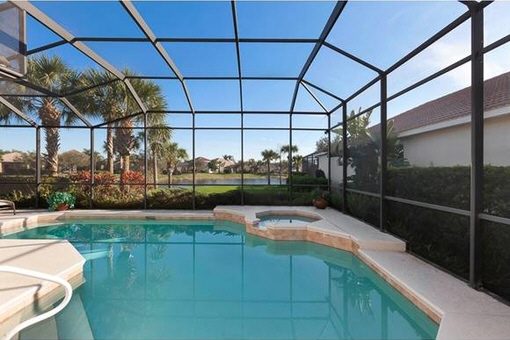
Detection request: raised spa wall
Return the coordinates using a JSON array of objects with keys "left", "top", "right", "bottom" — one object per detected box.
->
[
  {"left": 215, "top": 209, "right": 356, "bottom": 252},
  {"left": 212, "top": 207, "right": 441, "bottom": 324}
]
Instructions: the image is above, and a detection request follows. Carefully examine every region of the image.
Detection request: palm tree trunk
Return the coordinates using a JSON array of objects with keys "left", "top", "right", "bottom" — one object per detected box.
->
[
  {"left": 106, "top": 123, "right": 114, "bottom": 173},
  {"left": 152, "top": 152, "right": 158, "bottom": 189},
  {"left": 39, "top": 103, "right": 61, "bottom": 176},
  {"left": 122, "top": 155, "right": 130, "bottom": 172},
  {"left": 44, "top": 127, "right": 60, "bottom": 176},
  {"left": 267, "top": 161, "right": 270, "bottom": 185},
  {"left": 279, "top": 154, "right": 282, "bottom": 185}
]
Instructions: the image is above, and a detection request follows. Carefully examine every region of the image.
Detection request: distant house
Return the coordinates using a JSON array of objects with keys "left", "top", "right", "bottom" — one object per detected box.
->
[
  {"left": 391, "top": 71, "right": 510, "bottom": 167},
  {"left": 179, "top": 157, "right": 210, "bottom": 173},
  {"left": 0, "top": 152, "right": 29, "bottom": 174},
  {"left": 307, "top": 71, "right": 510, "bottom": 185},
  {"left": 212, "top": 157, "right": 236, "bottom": 173}
]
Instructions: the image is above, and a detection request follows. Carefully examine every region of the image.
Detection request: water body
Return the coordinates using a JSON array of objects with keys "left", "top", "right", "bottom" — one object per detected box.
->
[{"left": 7, "top": 220, "right": 438, "bottom": 340}]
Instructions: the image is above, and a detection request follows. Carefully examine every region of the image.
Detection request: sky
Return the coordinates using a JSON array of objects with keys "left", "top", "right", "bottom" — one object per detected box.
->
[{"left": 1, "top": 0, "right": 510, "bottom": 161}]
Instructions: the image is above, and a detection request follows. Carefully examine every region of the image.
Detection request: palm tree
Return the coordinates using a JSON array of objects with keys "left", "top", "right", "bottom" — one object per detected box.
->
[
  {"left": 0, "top": 83, "right": 25, "bottom": 125},
  {"left": 162, "top": 142, "right": 188, "bottom": 186},
  {"left": 278, "top": 145, "right": 297, "bottom": 183},
  {"left": 208, "top": 159, "right": 219, "bottom": 173},
  {"left": 139, "top": 115, "right": 172, "bottom": 187},
  {"left": 246, "top": 158, "right": 256, "bottom": 173},
  {"left": 222, "top": 155, "right": 234, "bottom": 161},
  {"left": 83, "top": 148, "right": 105, "bottom": 170},
  {"left": 25, "top": 54, "right": 81, "bottom": 176},
  {"left": 280, "top": 144, "right": 298, "bottom": 171},
  {"left": 113, "top": 72, "right": 168, "bottom": 174},
  {"left": 81, "top": 68, "right": 123, "bottom": 174},
  {"left": 292, "top": 155, "right": 304, "bottom": 172},
  {"left": 261, "top": 149, "right": 279, "bottom": 185},
  {"left": 82, "top": 69, "right": 169, "bottom": 176}
]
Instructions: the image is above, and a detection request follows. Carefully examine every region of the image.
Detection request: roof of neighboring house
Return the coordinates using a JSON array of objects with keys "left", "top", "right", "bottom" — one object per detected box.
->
[
  {"left": 390, "top": 71, "right": 510, "bottom": 133},
  {"left": 0, "top": 152, "right": 23, "bottom": 162},
  {"left": 212, "top": 158, "right": 236, "bottom": 167},
  {"left": 180, "top": 157, "right": 210, "bottom": 167}
]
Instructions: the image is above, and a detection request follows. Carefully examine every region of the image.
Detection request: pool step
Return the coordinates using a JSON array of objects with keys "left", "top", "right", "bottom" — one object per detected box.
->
[
  {"left": 56, "top": 294, "right": 94, "bottom": 340},
  {"left": 19, "top": 294, "right": 93, "bottom": 340},
  {"left": 20, "top": 316, "right": 58, "bottom": 340}
]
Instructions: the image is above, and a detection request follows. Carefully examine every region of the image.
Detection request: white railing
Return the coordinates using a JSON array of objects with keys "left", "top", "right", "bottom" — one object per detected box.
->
[{"left": 0, "top": 265, "right": 73, "bottom": 340}]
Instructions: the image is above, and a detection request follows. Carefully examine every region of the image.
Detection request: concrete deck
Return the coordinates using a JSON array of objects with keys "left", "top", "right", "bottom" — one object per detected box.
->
[
  {"left": 0, "top": 207, "right": 509, "bottom": 339},
  {"left": 0, "top": 239, "right": 85, "bottom": 339}
]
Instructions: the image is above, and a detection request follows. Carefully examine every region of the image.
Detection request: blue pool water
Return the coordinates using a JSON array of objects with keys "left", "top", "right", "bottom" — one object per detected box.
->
[{"left": 6, "top": 220, "right": 438, "bottom": 340}]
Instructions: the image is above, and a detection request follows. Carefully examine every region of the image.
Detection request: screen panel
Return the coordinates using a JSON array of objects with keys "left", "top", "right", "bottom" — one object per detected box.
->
[{"left": 0, "top": 2, "right": 26, "bottom": 78}]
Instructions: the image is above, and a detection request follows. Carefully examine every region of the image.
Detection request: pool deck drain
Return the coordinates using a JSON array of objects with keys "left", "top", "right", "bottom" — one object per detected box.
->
[{"left": 1, "top": 206, "right": 510, "bottom": 339}]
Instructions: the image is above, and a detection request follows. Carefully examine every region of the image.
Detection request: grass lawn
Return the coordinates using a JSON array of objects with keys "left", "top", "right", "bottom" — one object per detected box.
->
[
  {"left": 158, "top": 172, "right": 281, "bottom": 183},
  {"left": 192, "top": 185, "right": 290, "bottom": 195}
]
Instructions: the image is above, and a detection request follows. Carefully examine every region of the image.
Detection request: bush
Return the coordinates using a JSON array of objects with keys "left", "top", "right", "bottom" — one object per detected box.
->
[
  {"left": 346, "top": 192, "right": 379, "bottom": 227},
  {"left": 47, "top": 191, "right": 76, "bottom": 211},
  {"left": 387, "top": 166, "right": 470, "bottom": 210},
  {"left": 347, "top": 165, "right": 510, "bottom": 285},
  {"left": 288, "top": 173, "right": 328, "bottom": 192},
  {"left": 195, "top": 189, "right": 242, "bottom": 209},
  {"left": 147, "top": 188, "right": 193, "bottom": 209},
  {"left": 387, "top": 201, "right": 469, "bottom": 279},
  {"left": 483, "top": 221, "right": 510, "bottom": 301}
]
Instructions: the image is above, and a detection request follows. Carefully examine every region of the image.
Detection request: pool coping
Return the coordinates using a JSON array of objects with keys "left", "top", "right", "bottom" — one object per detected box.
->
[
  {"left": 1, "top": 207, "right": 510, "bottom": 339},
  {"left": 0, "top": 238, "right": 85, "bottom": 334}
]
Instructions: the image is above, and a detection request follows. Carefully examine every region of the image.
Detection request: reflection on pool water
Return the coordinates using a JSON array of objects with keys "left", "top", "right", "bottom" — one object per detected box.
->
[{"left": 5, "top": 220, "right": 438, "bottom": 340}]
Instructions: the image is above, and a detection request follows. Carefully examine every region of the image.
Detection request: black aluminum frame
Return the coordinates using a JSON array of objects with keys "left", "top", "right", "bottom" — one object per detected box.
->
[{"left": 0, "top": 0, "right": 508, "bottom": 292}]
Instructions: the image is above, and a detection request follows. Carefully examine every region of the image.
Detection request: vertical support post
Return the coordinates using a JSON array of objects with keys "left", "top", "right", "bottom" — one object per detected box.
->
[
  {"left": 380, "top": 74, "right": 388, "bottom": 232},
  {"left": 342, "top": 102, "right": 348, "bottom": 213},
  {"left": 192, "top": 114, "right": 196, "bottom": 210},
  {"left": 289, "top": 114, "right": 293, "bottom": 203},
  {"left": 241, "top": 112, "right": 244, "bottom": 205},
  {"left": 143, "top": 114, "right": 148, "bottom": 209},
  {"left": 35, "top": 126, "right": 41, "bottom": 209},
  {"left": 469, "top": 3, "right": 484, "bottom": 289},
  {"left": 90, "top": 127, "right": 95, "bottom": 208},
  {"left": 327, "top": 114, "right": 332, "bottom": 195}
]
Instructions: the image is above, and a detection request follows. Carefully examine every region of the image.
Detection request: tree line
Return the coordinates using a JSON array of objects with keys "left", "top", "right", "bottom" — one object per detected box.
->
[{"left": 0, "top": 54, "right": 188, "bottom": 184}]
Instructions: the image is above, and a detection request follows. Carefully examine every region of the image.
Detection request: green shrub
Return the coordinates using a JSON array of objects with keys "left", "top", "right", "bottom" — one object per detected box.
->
[
  {"left": 386, "top": 201, "right": 469, "bottom": 279},
  {"left": 147, "top": 188, "right": 194, "bottom": 209},
  {"left": 92, "top": 191, "right": 144, "bottom": 209},
  {"left": 387, "top": 166, "right": 469, "bottom": 210},
  {"left": 195, "top": 189, "right": 242, "bottom": 209},
  {"left": 483, "top": 221, "right": 510, "bottom": 301},
  {"left": 47, "top": 191, "right": 76, "bottom": 211},
  {"left": 288, "top": 174, "right": 327, "bottom": 192},
  {"left": 346, "top": 192, "right": 379, "bottom": 227},
  {"left": 329, "top": 192, "right": 343, "bottom": 211}
]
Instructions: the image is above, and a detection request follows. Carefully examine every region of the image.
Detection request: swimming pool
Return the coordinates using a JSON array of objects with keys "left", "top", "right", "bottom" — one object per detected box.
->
[{"left": 5, "top": 220, "right": 438, "bottom": 340}]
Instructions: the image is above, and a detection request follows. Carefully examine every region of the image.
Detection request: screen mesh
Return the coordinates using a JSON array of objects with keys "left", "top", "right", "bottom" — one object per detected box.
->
[{"left": 0, "top": 2, "right": 26, "bottom": 78}]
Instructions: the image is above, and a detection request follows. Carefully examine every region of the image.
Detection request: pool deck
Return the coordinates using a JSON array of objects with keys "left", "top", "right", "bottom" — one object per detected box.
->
[{"left": 0, "top": 207, "right": 510, "bottom": 339}]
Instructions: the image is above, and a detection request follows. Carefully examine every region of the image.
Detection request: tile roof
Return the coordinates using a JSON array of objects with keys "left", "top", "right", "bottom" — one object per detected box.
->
[
  {"left": 390, "top": 71, "right": 510, "bottom": 133},
  {"left": 0, "top": 152, "right": 23, "bottom": 162}
]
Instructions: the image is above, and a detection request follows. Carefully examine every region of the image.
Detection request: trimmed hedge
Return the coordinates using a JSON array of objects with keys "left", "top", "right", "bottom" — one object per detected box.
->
[
  {"left": 387, "top": 165, "right": 510, "bottom": 217},
  {"left": 287, "top": 173, "right": 328, "bottom": 192},
  {"left": 346, "top": 165, "right": 510, "bottom": 299}
]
